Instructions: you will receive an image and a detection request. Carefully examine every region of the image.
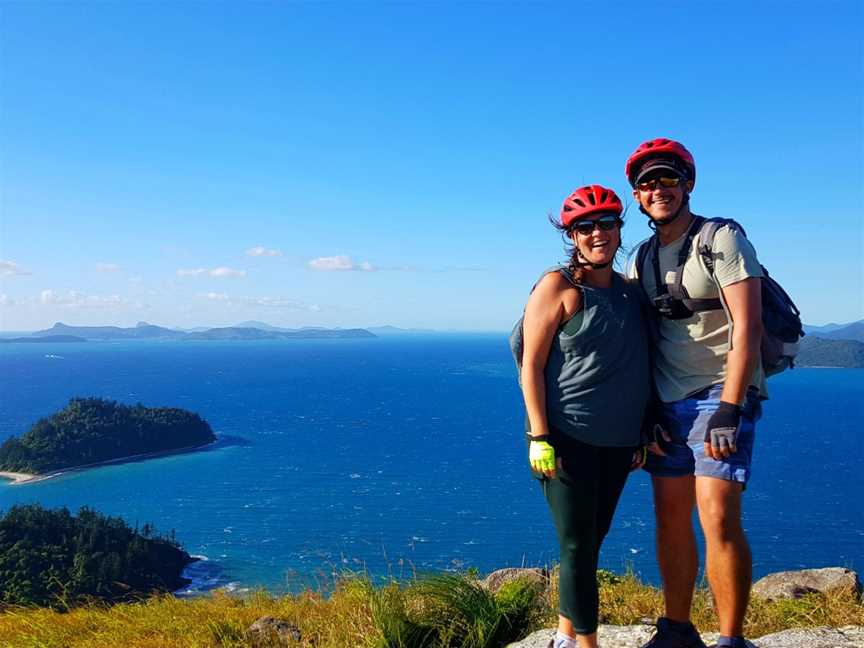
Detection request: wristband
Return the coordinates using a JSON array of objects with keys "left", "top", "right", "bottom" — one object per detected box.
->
[{"left": 526, "top": 433, "right": 550, "bottom": 442}]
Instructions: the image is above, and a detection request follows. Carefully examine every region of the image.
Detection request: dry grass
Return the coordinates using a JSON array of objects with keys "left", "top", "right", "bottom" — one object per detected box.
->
[{"left": 0, "top": 571, "right": 861, "bottom": 648}]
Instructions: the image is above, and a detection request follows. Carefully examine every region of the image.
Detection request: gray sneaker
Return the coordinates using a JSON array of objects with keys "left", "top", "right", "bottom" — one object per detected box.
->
[{"left": 641, "top": 617, "right": 708, "bottom": 648}]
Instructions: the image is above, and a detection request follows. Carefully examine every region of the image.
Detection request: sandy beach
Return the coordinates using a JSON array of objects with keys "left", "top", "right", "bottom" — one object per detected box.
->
[
  {"left": 0, "top": 440, "right": 217, "bottom": 487},
  {"left": 0, "top": 471, "right": 40, "bottom": 485}
]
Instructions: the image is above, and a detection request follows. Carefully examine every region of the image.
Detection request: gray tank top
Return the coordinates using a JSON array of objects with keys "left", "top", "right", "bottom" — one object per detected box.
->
[{"left": 542, "top": 270, "right": 650, "bottom": 447}]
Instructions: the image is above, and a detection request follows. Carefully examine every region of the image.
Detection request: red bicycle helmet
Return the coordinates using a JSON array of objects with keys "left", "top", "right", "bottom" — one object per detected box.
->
[
  {"left": 560, "top": 184, "right": 623, "bottom": 228},
  {"left": 625, "top": 138, "right": 695, "bottom": 186}
]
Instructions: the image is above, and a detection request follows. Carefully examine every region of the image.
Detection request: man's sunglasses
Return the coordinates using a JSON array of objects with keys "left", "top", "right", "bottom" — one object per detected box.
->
[
  {"left": 570, "top": 214, "right": 622, "bottom": 236},
  {"left": 636, "top": 176, "right": 682, "bottom": 192}
]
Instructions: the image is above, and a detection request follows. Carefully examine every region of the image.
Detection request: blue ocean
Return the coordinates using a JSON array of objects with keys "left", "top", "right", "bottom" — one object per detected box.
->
[{"left": 1, "top": 337, "right": 861, "bottom": 595}]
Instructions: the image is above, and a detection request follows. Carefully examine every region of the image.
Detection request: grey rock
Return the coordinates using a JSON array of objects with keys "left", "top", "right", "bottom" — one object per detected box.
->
[
  {"left": 481, "top": 567, "right": 548, "bottom": 594},
  {"left": 246, "top": 616, "right": 301, "bottom": 646},
  {"left": 752, "top": 568, "right": 861, "bottom": 600},
  {"left": 506, "top": 624, "right": 703, "bottom": 648},
  {"left": 506, "top": 625, "right": 864, "bottom": 648},
  {"left": 754, "top": 625, "right": 864, "bottom": 647}
]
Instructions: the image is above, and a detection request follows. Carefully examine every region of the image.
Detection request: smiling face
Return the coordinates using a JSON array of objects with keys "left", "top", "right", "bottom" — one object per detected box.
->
[
  {"left": 632, "top": 171, "right": 693, "bottom": 223},
  {"left": 569, "top": 214, "right": 621, "bottom": 267}
]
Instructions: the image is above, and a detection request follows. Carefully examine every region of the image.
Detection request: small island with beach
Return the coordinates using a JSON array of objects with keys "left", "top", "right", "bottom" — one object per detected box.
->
[{"left": 0, "top": 398, "right": 216, "bottom": 484}]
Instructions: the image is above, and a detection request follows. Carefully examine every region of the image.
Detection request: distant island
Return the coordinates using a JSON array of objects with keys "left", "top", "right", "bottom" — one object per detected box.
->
[
  {"left": 183, "top": 326, "right": 375, "bottom": 340},
  {"left": 0, "top": 335, "right": 87, "bottom": 343},
  {"left": 0, "top": 398, "right": 216, "bottom": 478},
  {"left": 22, "top": 321, "right": 377, "bottom": 341},
  {"left": 0, "top": 503, "right": 195, "bottom": 607},
  {"left": 796, "top": 336, "right": 864, "bottom": 368}
]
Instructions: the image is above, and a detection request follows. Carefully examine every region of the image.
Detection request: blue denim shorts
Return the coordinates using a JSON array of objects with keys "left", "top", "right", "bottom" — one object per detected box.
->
[{"left": 644, "top": 384, "right": 762, "bottom": 483}]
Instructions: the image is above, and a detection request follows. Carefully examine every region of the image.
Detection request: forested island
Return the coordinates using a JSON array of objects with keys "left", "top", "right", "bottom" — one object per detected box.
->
[
  {"left": 0, "top": 398, "right": 216, "bottom": 475},
  {"left": 796, "top": 336, "right": 864, "bottom": 368},
  {"left": 0, "top": 504, "right": 195, "bottom": 607}
]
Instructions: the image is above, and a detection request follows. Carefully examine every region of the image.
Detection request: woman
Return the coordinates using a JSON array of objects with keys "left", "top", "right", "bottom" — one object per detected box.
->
[{"left": 513, "top": 184, "right": 650, "bottom": 648}]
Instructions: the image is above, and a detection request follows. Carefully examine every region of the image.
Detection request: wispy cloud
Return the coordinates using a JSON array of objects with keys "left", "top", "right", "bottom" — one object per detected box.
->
[
  {"left": 0, "top": 294, "right": 13, "bottom": 307},
  {"left": 177, "top": 267, "right": 247, "bottom": 278},
  {"left": 38, "top": 289, "right": 145, "bottom": 309},
  {"left": 0, "top": 260, "right": 32, "bottom": 277},
  {"left": 246, "top": 246, "right": 283, "bottom": 257},
  {"left": 308, "top": 255, "right": 376, "bottom": 272},
  {"left": 96, "top": 262, "right": 122, "bottom": 273},
  {"left": 210, "top": 267, "right": 247, "bottom": 278}
]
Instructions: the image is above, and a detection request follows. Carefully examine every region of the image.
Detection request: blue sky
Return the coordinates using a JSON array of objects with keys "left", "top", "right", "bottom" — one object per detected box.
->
[{"left": 1, "top": 2, "right": 861, "bottom": 331}]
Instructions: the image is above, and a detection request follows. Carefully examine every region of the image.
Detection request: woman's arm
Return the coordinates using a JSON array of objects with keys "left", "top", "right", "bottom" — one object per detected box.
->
[{"left": 520, "top": 273, "right": 582, "bottom": 439}]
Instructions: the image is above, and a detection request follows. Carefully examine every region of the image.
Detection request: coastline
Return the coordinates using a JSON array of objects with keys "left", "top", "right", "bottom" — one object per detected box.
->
[
  {"left": 0, "top": 471, "right": 42, "bottom": 485},
  {"left": 0, "top": 440, "right": 217, "bottom": 487}
]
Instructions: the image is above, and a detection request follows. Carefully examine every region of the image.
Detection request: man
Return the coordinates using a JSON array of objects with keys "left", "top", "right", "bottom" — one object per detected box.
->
[{"left": 625, "top": 138, "right": 765, "bottom": 648}]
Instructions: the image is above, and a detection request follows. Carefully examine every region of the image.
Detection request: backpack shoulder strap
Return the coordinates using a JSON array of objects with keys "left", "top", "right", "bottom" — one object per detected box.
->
[
  {"left": 696, "top": 217, "right": 745, "bottom": 275},
  {"left": 669, "top": 216, "right": 706, "bottom": 300}
]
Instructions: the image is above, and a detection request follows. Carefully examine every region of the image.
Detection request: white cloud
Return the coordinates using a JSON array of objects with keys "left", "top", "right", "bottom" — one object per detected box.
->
[
  {"left": 308, "top": 255, "right": 376, "bottom": 272},
  {"left": 177, "top": 267, "right": 246, "bottom": 278},
  {"left": 0, "top": 294, "right": 13, "bottom": 307},
  {"left": 0, "top": 260, "right": 32, "bottom": 277},
  {"left": 246, "top": 246, "right": 283, "bottom": 257},
  {"left": 96, "top": 262, "right": 121, "bottom": 273},
  {"left": 209, "top": 267, "right": 247, "bottom": 278},
  {"left": 38, "top": 289, "right": 144, "bottom": 309},
  {"left": 199, "top": 292, "right": 230, "bottom": 301}
]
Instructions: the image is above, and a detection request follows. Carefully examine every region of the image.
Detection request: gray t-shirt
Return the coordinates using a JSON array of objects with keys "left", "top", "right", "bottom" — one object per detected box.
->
[
  {"left": 543, "top": 273, "right": 651, "bottom": 447},
  {"left": 630, "top": 221, "right": 767, "bottom": 403}
]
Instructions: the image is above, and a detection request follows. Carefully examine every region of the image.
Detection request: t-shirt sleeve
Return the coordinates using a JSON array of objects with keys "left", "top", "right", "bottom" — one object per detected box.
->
[{"left": 711, "top": 225, "right": 764, "bottom": 288}]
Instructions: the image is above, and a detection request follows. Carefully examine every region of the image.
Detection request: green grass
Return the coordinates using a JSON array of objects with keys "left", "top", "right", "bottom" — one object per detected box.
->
[{"left": 0, "top": 570, "right": 860, "bottom": 647}]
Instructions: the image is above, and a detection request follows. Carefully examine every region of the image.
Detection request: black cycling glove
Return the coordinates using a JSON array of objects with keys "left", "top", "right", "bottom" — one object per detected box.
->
[{"left": 704, "top": 401, "right": 741, "bottom": 453}]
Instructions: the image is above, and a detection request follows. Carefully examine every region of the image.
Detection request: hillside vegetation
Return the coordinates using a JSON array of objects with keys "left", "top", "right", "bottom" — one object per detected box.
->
[
  {"left": 0, "top": 398, "right": 215, "bottom": 474},
  {"left": 0, "top": 504, "right": 194, "bottom": 608},
  {"left": 0, "top": 570, "right": 861, "bottom": 647}
]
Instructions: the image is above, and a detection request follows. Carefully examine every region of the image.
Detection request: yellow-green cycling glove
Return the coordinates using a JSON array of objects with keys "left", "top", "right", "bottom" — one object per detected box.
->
[{"left": 528, "top": 437, "right": 555, "bottom": 474}]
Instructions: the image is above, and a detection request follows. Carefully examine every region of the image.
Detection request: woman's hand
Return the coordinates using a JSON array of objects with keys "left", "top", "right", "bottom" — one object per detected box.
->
[{"left": 528, "top": 438, "right": 556, "bottom": 479}]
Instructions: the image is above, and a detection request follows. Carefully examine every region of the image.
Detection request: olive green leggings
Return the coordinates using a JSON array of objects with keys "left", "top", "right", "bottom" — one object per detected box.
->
[{"left": 541, "top": 437, "right": 634, "bottom": 635}]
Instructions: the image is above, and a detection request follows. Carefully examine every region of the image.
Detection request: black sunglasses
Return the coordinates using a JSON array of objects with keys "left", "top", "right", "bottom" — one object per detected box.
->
[{"left": 570, "top": 214, "right": 622, "bottom": 236}]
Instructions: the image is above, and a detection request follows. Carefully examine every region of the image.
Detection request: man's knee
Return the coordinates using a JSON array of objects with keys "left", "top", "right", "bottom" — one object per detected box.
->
[{"left": 696, "top": 478, "right": 745, "bottom": 542}]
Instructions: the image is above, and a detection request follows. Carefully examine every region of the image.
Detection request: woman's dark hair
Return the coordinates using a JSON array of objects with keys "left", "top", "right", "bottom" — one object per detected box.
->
[{"left": 548, "top": 208, "right": 628, "bottom": 280}]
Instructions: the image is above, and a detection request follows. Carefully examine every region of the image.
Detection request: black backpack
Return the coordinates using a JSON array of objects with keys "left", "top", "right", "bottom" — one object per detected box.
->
[{"left": 635, "top": 216, "right": 804, "bottom": 377}]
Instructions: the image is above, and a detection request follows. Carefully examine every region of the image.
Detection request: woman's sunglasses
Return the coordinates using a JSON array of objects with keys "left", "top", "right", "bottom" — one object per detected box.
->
[
  {"left": 636, "top": 176, "right": 682, "bottom": 192},
  {"left": 570, "top": 214, "right": 622, "bottom": 236}
]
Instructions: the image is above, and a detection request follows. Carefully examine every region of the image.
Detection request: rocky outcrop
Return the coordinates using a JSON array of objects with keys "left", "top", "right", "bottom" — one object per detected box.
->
[
  {"left": 506, "top": 625, "right": 864, "bottom": 648},
  {"left": 752, "top": 567, "right": 862, "bottom": 600},
  {"left": 505, "top": 567, "right": 863, "bottom": 648},
  {"left": 246, "top": 616, "right": 302, "bottom": 646},
  {"left": 480, "top": 567, "right": 548, "bottom": 594}
]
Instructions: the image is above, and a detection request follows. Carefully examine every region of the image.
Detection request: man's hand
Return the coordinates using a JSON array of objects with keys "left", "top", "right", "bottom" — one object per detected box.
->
[
  {"left": 528, "top": 438, "right": 556, "bottom": 478},
  {"left": 642, "top": 423, "right": 672, "bottom": 457},
  {"left": 704, "top": 401, "right": 741, "bottom": 460},
  {"left": 630, "top": 446, "right": 648, "bottom": 471}
]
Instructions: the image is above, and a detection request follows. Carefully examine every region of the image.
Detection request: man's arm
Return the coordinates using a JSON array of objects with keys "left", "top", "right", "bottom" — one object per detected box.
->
[
  {"left": 706, "top": 276, "right": 762, "bottom": 460},
  {"left": 720, "top": 277, "right": 763, "bottom": 406}
]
